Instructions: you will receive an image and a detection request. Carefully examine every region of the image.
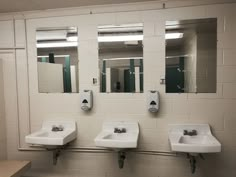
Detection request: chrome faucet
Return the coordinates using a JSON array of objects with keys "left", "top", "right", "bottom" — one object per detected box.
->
[
  {"left": 114, "top": 127, "right": 126, "bottom": 133},
  {"left": 52, "top": 125, "right": 64, "bottom": 132},
  {"left": 183, "top": 129, "right": 197, "bottom": 136}
]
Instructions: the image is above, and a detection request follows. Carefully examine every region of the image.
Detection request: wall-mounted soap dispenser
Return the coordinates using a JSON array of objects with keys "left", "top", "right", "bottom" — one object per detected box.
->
[
  {"left": 80, "top": 90, "right": 93, "bottom": 111},
  {"left": 147, "top": 90, "right": 159, "bottom": 113}
]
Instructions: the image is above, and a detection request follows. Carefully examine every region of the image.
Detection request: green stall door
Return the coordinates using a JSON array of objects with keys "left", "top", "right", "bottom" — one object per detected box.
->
[{"left": 63, "top": 56, "right": 72, "bottom": 93}]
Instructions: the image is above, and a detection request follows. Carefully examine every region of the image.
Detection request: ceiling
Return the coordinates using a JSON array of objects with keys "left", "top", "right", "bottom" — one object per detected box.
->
[
  {"left": 0, "top": 0, "right": 233, "bottom": 14},
  {"left": 0, "top": 0, "right": 161, "bottom": 13}
]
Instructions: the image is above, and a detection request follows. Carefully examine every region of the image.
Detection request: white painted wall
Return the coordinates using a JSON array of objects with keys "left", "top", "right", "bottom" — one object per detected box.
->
[{"left": 0, "top": 1, "right": 235, "bottom": 177}]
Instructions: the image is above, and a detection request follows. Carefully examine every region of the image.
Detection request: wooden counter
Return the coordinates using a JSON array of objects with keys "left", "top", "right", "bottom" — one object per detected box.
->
[{"left": 0, "top": 160, "right": 31, "bottom": 177}]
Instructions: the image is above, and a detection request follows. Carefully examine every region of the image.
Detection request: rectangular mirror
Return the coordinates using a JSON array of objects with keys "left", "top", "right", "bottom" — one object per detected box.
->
[
  {"left": 98, "top": 23, "right": 143, "bottom": 93},
  {"left": 165, "top": 18, "right": 217, "bottom": 93},
  {"left": 36, "top": 27, "right": 79, "bottom": 93}
]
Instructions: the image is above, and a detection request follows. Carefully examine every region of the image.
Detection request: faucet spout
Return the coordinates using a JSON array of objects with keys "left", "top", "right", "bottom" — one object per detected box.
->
[
  {"left": 114, "top": 127, "right": 126, "bottom": 133},
  {"left": 183, "top": 129, "right": 197, "bottom": 136}
]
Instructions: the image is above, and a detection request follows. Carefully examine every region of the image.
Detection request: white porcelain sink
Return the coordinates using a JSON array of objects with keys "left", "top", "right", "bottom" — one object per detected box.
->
[
  {"left": 94, "top": 121, "right": 139, "bottom": 148},
  {"left": 168, "top": 124, "right": 221, "bottom": 153},
  {"left": 25, "top": 120, "right": 77, "bottom": 146}
]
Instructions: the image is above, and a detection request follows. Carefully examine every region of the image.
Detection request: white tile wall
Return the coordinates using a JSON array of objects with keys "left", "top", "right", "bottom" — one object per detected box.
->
[
  {"left": 0, "top": 58, "right": 6, "bottom": 160},
  {"left": 0, "top": 1, "right": 235, "bottom": 177}
]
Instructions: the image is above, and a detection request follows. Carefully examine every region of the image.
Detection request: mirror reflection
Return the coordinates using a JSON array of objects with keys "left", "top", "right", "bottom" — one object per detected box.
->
[
  {"left": 36, "top": 27, "right": 79, "bottom": 93},
  {"left": 165, "top": 18, "right": 217, "bottom": 93},
  {"left": 98, "top": 23, "right": 143, "bottom": 93}
]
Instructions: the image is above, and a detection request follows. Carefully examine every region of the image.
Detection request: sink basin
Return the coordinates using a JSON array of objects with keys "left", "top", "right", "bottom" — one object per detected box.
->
[
  {"left": 94, "top": 121, "right": 139, "bottom": 148},
  {"left": 179, "top": 135, "right": 209, "bottom": 144},
  {"left": 25, "top": 120, "right": 77, "bottom": 146},
  {"left": 168, "top": 124, "right": 221, "bottom": 153}
]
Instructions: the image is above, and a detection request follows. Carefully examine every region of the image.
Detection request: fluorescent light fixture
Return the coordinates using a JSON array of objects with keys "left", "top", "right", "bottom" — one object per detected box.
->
[
  {"left": 67, "top": 36, "right": 78, "bottom": 42},
  {"left": 98, "top": 35, "right": 143, "bottom": 42},
  {"left": 98, "top": 23, "right": 143, "bottom": 32},
  {"left": 165, "top": 33, "right": 183, "bottom": 39},
  {"left": 166, "top": 54, "right": 191, "bottom": 59},
  {"left": 37, "top": 42, "right": 78, "bottom": 48},
  {"left": 103, "top": 57, "right": 143, "bottom": 61},
  {"left": 37, "top": 55, "right": 70, "bottom": 58}
]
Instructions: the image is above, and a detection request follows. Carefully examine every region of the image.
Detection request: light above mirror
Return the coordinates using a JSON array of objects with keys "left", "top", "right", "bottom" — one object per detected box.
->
[
  {"left": 98, "top": 35, "right": 143, "bottom": 42},
  {"left": 165, "top": 33, "right": 183, "bottom": 39},
  {"left": 67, "top": 36, "right": 78, "bottom": 42},
  {"left": 36, "top": 27, "right": 78, "bottom": 48},
  {"left": 62, "top": 32, "right": 182, "bottom": 42},
  {"left": 37, "top": 42, "right": 78, "bottom": 48}
]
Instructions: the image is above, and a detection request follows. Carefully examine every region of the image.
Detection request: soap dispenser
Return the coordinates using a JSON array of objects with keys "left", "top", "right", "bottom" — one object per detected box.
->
[
  {"left": 147, "top": 90, "right": 159, "bottom": 113},
  {"left": 80, "top": 90, "right": 93, "bottom": 111}
]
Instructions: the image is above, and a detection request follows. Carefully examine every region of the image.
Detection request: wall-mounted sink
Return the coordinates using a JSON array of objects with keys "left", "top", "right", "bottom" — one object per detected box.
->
[
  {"left": 25, "top": 120, "right": 77, "bottom": 146},
  {"left": 95, "top": 121, "right": 139, "bottom": 169},
  {"left": 94, "top": 121, "right": 139, "bottom": 149},
  {"left": 168, "top": 124, "right": 221, "bottom": 153}
]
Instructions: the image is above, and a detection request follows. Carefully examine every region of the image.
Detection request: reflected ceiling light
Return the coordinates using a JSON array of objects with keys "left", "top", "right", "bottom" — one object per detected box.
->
[
  {"left": 165, "top": 33, "right": 183, "bottom": 39},
  {"left": 37, "top": 42, "right": 78, "bottom": 48},
  {"left": 98, "top": 23, "right": 143, "bottom": 32},
  {"left": 103, "top": 57, "right": 143, "bottom": 61},
  {"left": 166, "top": 54, "right": 190, "bottom": 59},
  {"left": 67, "top": 36, "right": 78, "bottom": 42},
  {"left": 98, "top": 35, "right": 143, "bottom": 42},
  {"left": 37, "top": 55, "right": 70, "bottom": 58},
  {"left": 98, "top": 23, "right": 143, "bottom": 29}
]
